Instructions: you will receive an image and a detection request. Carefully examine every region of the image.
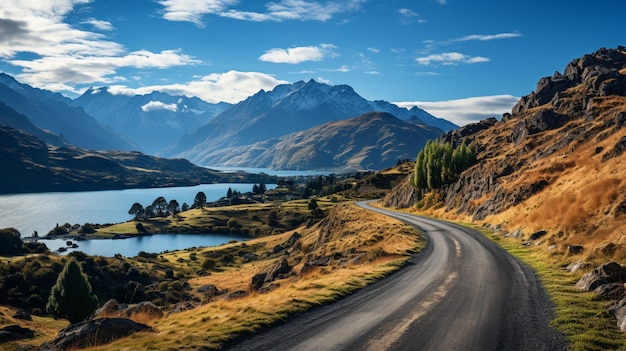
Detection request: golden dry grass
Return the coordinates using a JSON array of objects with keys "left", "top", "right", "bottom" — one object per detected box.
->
[{"left": 7, "top": 202, "right": 422, "bottom": 351}]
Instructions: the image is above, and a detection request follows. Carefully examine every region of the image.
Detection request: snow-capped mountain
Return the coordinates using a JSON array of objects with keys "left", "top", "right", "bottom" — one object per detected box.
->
[
  {"left": 72, "top": 88, "right": 232, "bottom": 153},
  {"left": 0, "top": 73, "right": 135, "bottom": 151},
  {"left": 163, "top": 79, "right": 455, "bottom": 167}
]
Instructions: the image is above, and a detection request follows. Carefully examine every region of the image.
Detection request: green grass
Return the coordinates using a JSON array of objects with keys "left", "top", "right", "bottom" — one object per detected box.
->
[{"left": 485, "top": 231, "right": 626, "bottom": 350}]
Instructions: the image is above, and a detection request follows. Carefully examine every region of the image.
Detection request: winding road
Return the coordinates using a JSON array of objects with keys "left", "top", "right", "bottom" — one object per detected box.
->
[{"left": 228, "top": 201, "right": 566, "bottom": 351}]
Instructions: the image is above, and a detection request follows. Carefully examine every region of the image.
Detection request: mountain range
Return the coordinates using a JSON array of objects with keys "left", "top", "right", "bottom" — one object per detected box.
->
[
  {"left": 72, "top": 88, "right": 231, "bottom": 154},
  {"left": 161, "top": 79, "right": 455, "bottom": 169},
  {"left": 0, "top": 74, "right": 135, "bottom": 151}
]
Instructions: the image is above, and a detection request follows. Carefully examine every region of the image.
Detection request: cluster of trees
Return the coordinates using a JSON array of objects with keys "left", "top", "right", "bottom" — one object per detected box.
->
[
  {"left": 413, "top": 140, "right": 477, "bottom": 192},
  {"left": 128, "top": 196, "right": 184, "bottom": 220}
]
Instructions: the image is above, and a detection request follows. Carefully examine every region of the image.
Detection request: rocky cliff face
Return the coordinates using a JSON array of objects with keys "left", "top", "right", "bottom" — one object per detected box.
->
[{"left": 387, "top": 47, "right": 626, "bottom": 239}]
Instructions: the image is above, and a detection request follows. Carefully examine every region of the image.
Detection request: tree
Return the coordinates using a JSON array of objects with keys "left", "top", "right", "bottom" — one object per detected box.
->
[
  {"left": 194, "top": 192, "right": 207, "bottom": 210},
  {"left": 167, "top": 199, "right": 180, "bottom": 217},
  {"left": 308, "top": 198, "right": 319, "bottom": 210},
  {"left": 0, "top": 228, "right": 23, "bottom": 255},
  {"left": 46, "top": 258, "right": 98, "bottom": 324},
  {"left": 151, "top": 196, "right": 168, "bottom": 217},
  {"left": 128, "top": 202, "right": 145, "bottom": 220}
]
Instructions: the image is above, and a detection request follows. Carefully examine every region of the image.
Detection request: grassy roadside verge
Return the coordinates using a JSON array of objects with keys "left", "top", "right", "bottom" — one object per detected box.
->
[{"left": 484, "top": 230, "right": 626, "bottom": 351}]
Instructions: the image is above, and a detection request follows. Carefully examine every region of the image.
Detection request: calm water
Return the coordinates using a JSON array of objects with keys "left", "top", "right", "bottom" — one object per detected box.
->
[
  {"left": 38, "top": 233, "right": 248, "bottom": 257},
  {"left": 0, "top": 183, "right": 274, "bottom": 236}
]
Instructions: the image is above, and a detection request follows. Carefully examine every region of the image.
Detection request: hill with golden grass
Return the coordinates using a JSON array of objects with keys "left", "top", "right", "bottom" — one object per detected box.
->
[{"left": 386, "top": 46, "right": 626, "bottom": 261}]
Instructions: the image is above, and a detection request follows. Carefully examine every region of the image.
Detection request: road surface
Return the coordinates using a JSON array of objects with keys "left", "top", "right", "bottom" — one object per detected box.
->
[{"left": 227, "top": 201, "right": 566, "bottom": 351}]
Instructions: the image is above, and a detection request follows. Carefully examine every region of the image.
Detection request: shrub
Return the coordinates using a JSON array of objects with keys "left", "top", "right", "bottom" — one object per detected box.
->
[{"left": 201, "top": 258, "right": 216, "bottom": 270}]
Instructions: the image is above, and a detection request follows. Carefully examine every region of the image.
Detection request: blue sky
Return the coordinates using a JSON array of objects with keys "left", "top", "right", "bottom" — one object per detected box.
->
[{"left": 0, "top": 0, "right": 623, "bottom": 126}]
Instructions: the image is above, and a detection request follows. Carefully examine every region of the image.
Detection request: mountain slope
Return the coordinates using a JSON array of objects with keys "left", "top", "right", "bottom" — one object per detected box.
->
[
  {"left": 385, "top": 46, "right": 626, "bottom": 257},
  {"left": 0, "top": 74, "right": 135, "bottom": 151},
  {"left": 72, "top": 88, "right": 231, "bottom": 153},
  {"left": 164, "top": 79, "right": 453, "bottom": 166},
  {"left": 0, "top": 101, "right": 67, "bottom": 146},
  {"left": 199, "top": 112, "right": 443, "bottom": 171},
  {"left": 0, "top": 124, "right": 235, "bottom": 194}
]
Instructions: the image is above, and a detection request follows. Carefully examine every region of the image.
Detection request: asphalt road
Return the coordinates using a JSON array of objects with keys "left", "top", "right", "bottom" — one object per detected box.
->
[{"left": 227, "top": 201, "right": 566, "bottom": 351}]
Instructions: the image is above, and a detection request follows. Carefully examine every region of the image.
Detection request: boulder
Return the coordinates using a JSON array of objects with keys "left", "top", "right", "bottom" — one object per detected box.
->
[
  {"left": 94, "top": 299, "right": 126, "bottom": 318},
  {"left": 565, "top": 260, "right": 591, "bottom": 273},
  {"left": 264, "top": 258, "right": 292, "bottom": 283},
  {"left": 223, "top": 290, "right": 249, "bottom": 300},
  {"left": 594, "top": 283, "right": 625, "bottom": 300},
  {"left": 0, "top": 324, "right": 34, "bottom": 343},
  {"left": 529, "top": 230, "right": 548, "bottom": 241},
  {"left": 250, "top": 273, "right": 267, "bottom": 291},
  {"left": 197, "top": 284, "right": 220, "bottom": 296},
  {"left": 40, "top": 318, "right": 152, "bottom": 350},
  {"left": 12, "top": 310, "right": 32, "bottom": 321},
  {"left": 284, "top": 232, "right": 302, "bottom": 247},
  {"left": 567, "top": 245, "right": 584, "bottom": 255},
  {"left": 125, "top": 301, "right": 163, "bottom": 319},
  {"left": 609, "top": 298, "right": 626, "bottom": 331},
  {"left": 576, "top": 261, "right": 624, "bottom": 291}
]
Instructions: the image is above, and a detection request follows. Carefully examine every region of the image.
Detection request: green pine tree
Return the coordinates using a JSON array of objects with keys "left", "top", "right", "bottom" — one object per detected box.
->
[{"left": 46, "top": 258, "right": 98, "bottom": 324}]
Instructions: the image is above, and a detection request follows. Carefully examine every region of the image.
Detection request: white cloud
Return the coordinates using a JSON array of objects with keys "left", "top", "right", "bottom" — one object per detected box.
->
[
  {"left": 453, "top": 32, "right": 522, "bottom": 42},
  {"left": 367, "top": 47, "right": 380, "bottom": 53},
  {"left": 398, "top": 8, "right": 422, "bottom": 25},
  {"left": 416, "top": 52, "right": 489, "bottom": 65},
  {"left": 395, "top": 95, "right": 519, "bottom": 126},
  {"left": 157, "top": 0, "right": 366, "bottom": 25},
  {"left": 259, "top": 44, "right": 337, "bottom": 64},
  {"left": 107, "top": 70, "right": 289, "bottom": 104},
  {"left": 0, "top": 2, "right": 200, "bottom": 94},
  {"left": 141, "top": 101, "right": 178, "bottom": 112},
  {"left": 81, "top": 18, "right": 114, "bottom": 31}
]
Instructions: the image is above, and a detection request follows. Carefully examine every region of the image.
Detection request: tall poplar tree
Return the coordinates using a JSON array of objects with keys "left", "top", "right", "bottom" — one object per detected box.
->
[{"left": 46, "top": 258, "right": 98, "bottom": 324}]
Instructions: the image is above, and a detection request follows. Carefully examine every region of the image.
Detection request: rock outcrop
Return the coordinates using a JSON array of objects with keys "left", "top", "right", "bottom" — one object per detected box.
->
[{"left": 39, "top": 318, "right": 152, "bottom": 350}]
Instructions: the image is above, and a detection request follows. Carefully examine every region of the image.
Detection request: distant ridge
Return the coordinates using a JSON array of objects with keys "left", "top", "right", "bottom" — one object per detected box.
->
[
  {"left": 0, "top": 73, "right": 135, "bottom": 151},
  {"left": 199, "top": 112, "right": 443, "bottom": 171},
  {"left": 164, "top": 79, "right": 454, "bottom": 168},
  {"left": 72, "top": 87, "right": 231, "bottom": 154}
]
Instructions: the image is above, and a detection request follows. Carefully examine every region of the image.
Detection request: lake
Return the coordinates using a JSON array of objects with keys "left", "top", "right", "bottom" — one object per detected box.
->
[
  {"left": 37, "top": 233, "right": 249, "bottom": 257},
  {"left": 0, "top": 183, "right": 274, "bottom": 237}
]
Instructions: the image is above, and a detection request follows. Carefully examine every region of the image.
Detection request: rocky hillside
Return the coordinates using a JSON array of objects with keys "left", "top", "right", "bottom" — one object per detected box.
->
[
  {"left": 385, "top": 46, "right": 626, "bottom": 254},
  {"left": 194, "top": 112, "right": 443, "bottom": 171}
]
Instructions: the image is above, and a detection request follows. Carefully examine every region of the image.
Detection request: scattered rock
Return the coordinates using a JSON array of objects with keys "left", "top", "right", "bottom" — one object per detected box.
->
[
  {"left": 284, "top": 232, "right": 302, "bottom": 247},
  {"left": 12, "top": 310, "right": 32, "bottom": 321},
  {"left": 566, "top": 260, "right": 591, "bottom": 273},
  {"left": 223, "top": 290, "right": 249, "bottom": 300},
  {"left": 0, "top": 325, "right": 34, "bottom": 343},
  {"left": 575, "top": 261, "right": 623, "bottom": 291},
  {"left": 264, "top": 258, "right": 291, "bottom": 283},
  {"left": 125, "top": 301, "right": 163, "bottom": 319},
  {"left": 197, "top": 284, "right": 220, "bottom": 296},
  {"left": 610, "top": 298, "right": 626, "bottom": 331},
  {"left": 272, "top": 244, "right": 285, "bottom": 254},
  {"left": 594, "top": 283, "right": 625, "bottom": 301},
  {"left": 529, "top": 230, "right": 548, "bottom": 241},
  {"left": 250, "top": 273, "right": 267, "bottom": 291},
  {"left": 567, "top": 245, "right": 584, "bottom": 255},
  {"left": 40, "top": 318, "right": 152, "bottom": 350}
]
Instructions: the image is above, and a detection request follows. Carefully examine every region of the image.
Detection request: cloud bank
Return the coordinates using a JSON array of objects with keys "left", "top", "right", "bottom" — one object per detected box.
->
[
  {"left": 395, "top": 95, "right": 519, "bottom": 126},
  {"left": 107, "top": 70, "right": 288, "bottom": 104}
]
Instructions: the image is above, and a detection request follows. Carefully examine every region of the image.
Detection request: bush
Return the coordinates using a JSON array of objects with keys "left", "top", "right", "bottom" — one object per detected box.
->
[{"left": 201, "top": 258, "right": 216, "bottom": 270}]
